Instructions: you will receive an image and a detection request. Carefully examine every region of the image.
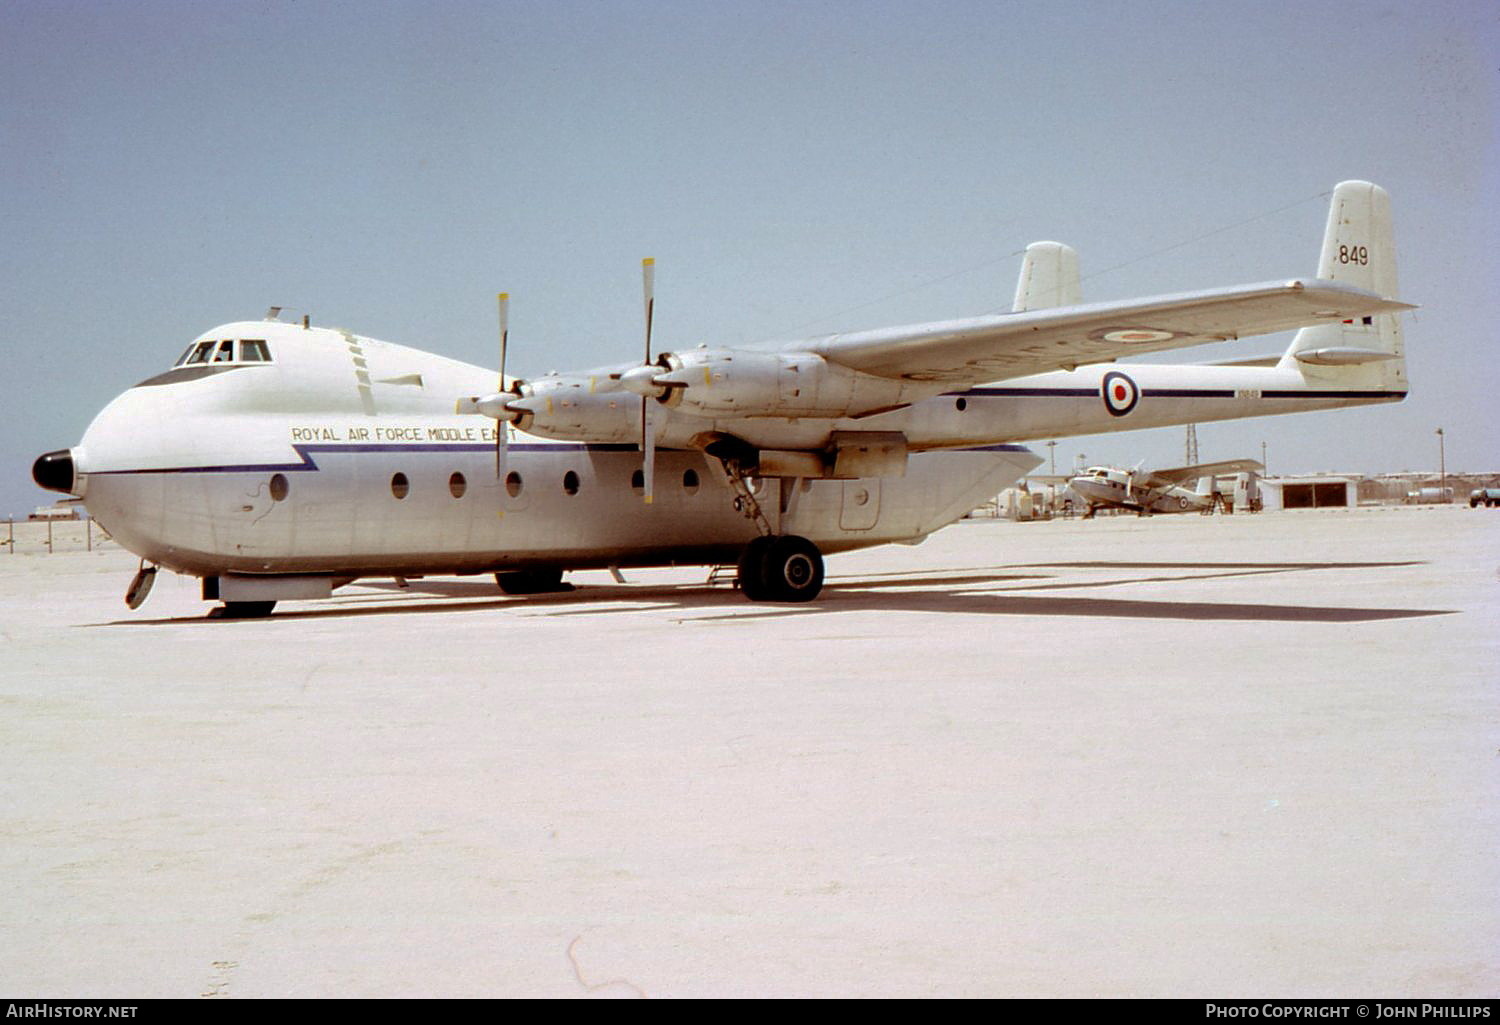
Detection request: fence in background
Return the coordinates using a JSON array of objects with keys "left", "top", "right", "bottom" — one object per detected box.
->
[{"left": 1, "top": 518, "right": 112, "bottom": 556}]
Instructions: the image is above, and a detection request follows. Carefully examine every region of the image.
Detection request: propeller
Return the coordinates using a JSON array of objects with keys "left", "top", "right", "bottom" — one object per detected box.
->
[
  {"left": 613, "top": 259, "right": 690, "bottom": 502},
  {"left": 462, "top": 293, "right": 523, "bottom": 478}
]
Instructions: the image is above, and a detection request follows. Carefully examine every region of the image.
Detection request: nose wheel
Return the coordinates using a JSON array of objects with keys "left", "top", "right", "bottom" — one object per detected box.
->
[{"left": 737, "top": 534, "right": 824, "bottom": 602}]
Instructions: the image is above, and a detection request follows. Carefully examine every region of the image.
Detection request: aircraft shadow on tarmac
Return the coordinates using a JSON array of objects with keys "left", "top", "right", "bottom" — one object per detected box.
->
[{"left": 98, "top": 560, "right": 1453, "bottom": 626}]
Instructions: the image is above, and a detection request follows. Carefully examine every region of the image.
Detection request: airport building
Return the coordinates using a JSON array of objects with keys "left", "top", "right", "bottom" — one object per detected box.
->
[{"left": 1256, "top": 475, "right": 1358, "bottom": 510}]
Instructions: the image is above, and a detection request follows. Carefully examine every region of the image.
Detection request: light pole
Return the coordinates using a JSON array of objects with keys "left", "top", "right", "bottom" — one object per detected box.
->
[
  {"left": 1436, "top": 427, "right": 1446, "bottom": 499},
  {"left": 1046, "top": 440, "right": 1057, "bottom": 476}
]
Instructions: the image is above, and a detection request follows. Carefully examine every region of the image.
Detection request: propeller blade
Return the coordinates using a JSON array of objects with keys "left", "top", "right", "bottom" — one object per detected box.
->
[
  {"left": 496, "top": 292, "right": 509, "bottom": 479},
  {"left": 640, "top": 258, "right": 656, "bottom": 504},
  {"left": 641, "top": 257, "right": 655, "bottom": 363},
  {"left": 643, "top": 401, "right": 657, "bottom": 505}
]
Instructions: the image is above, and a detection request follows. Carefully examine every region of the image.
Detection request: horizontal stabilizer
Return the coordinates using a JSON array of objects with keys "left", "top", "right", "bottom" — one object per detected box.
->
[{"left": 1293, "top": 347, "right": 1400, "bottom": 366}]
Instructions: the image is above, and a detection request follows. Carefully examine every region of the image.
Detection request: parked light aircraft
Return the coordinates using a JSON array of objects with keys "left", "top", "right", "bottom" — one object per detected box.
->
[
  {"left": 33, "top": 181, "right": 1412, "bottom": 616},
  {"left": 1067, "top": 459, "right": 1264, "bottom": 516}
]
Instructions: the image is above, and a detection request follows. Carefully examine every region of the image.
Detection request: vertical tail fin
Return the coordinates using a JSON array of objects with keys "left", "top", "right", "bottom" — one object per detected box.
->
[
  {"left": 1012, "top": 241, "right": 1081, "bottom": 312},
  {"left": 1279, "top": 181, "right": 1407, "bottom": 391}
]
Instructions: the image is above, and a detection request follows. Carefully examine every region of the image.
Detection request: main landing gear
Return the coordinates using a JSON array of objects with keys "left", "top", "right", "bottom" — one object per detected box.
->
[
  {"left": 495, "top": 567, "right": 571, "bottom": 595},
  {"left": 737, "top": 534, "right": 825, "bottom": 602},
  {"left": 709, "top": 445, "right": 826, "bottom": 602},
  {"left": 208, "top": 601, "right": 277, "bottom": 619}
]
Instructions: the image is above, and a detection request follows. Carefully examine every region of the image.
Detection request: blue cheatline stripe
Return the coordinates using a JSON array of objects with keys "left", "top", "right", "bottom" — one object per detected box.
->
[
  {"left": 1261, "top": 390, "right": 1407, "bottom": 400},
  {"left": 1142, "top": 388, "right": 1237, "bottom": 398},
  {"left": 953, "top": 387, "right": 1098, "bottom": 397},
  {"left": 90, "top": 439, "right": 1034, "bottom": 476},
  {"left": 90, "top": 441, "right": 643, "bottom": 476},
  {"left": 953, "top": 386, "right": 1407, "bottom": 401}
]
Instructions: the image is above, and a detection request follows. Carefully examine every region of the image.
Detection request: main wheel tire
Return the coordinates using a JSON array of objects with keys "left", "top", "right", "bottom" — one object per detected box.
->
[
  {"left": 210, "top": 600, "right": 277, "bottom": 619},
  {"left": 495, "top": 568, "right": 567, "bottom": 595},
  {"left": 736, "top": 536, "right": 776, "bottom": 601},
  {"left": 759, "top": 535, "right": 824, "bottom": 602}
]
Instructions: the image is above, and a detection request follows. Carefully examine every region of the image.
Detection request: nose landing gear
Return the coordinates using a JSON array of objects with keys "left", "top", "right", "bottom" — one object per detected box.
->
[{"left": 125, "top": 561, "right": 157, "bottom": 609}]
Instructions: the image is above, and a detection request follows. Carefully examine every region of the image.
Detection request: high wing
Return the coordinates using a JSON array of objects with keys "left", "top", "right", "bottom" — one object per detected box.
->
[
  {"left": 799, "top": 279, "right": 1413, "bottom": 384},
  {"left": 1141, "top": 459, "right": 1266, "bottom": 489}
]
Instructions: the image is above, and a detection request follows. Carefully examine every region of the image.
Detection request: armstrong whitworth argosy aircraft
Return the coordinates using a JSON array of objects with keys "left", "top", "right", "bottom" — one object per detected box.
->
[{"left": 33, "top": 181, "right": 1412, "bottom": 616}]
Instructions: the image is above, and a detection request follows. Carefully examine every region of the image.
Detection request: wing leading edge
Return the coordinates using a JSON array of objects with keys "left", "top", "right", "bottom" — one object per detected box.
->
[
  {"left": 1142, "top": 459, "right": 1266, "bottom": 488},
  {"left": 800, "top": 279, "right": 1414, "bottom": 385}
]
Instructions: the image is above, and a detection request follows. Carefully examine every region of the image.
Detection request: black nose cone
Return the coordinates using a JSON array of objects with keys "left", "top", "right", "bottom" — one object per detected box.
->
[{"left": 33, "top": 449, "right": 76, "bottom": 494}]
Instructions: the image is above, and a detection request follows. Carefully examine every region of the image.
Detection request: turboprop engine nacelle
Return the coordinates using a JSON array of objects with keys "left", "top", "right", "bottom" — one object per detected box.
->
[
  {"left": 506, "top": 372, "right": 641, "bottom": 443},
  {"left": 650, "top": 349, "right": 916, "bottom": 420},
  {"left": 461, "top": 370, "right": 642, "bottom": 443}
]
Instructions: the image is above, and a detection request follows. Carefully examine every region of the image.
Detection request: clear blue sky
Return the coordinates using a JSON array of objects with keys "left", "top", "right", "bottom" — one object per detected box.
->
[{"left": 3, "top": 0, "right": 1495, "bottom": 515}]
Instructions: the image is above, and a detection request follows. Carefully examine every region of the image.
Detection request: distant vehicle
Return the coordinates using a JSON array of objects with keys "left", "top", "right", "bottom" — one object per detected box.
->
[
  {"left": 1068, "top": 459, "right": 1263, "bottom": 517},
  {"left": 28, "top": 506, "right": 80, "bottom": 521},
  {"left": 1470, "top": 488, "right": 1500, "bottom": 508}
]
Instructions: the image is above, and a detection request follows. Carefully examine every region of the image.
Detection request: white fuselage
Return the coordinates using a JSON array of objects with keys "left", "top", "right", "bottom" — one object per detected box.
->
[
  {"left": 71, "top": 323, "right": 1038, "bottom": 577},
  {"left": 66, "top": 319, "right": 1402, "bottom": 579}
]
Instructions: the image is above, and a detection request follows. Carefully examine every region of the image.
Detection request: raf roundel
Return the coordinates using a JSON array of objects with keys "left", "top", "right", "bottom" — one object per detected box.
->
[
  {"left": 1102, "top": 328, "right": 1175, "bottom": 344},
  {"left": 1101, "top": 370, "right": 1139, "bottom": 417}
]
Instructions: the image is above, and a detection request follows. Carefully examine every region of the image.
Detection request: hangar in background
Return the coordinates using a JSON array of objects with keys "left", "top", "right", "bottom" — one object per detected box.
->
[{"left": 1258, "top": 475, "right": 1358, "bottom": 510}]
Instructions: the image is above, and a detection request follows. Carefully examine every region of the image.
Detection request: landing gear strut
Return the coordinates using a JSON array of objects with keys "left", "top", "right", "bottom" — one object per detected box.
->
[{"left": 707, "top": 441, "right": 826, "bottom": 602}]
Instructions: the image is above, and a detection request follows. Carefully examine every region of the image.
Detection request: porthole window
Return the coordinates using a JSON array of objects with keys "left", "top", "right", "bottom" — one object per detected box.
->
[
  {"left": 449, "top": 472, "right": 467, "bottom": 499},
  {"left": 269, "top": 473, "right": 289, "bottom": 502},
  {"left": 956, "top": 397, "right": 968, "bottom": 412},
  {"left": 563, "top": 470, "right": 580, "bottom": 495},
  {"left": 682, "top": 468, "right": 699, "bottom": 494},
  {"left": 391, "top": 472, "right": 410, "bottom": 500},
  {"left": 505, "top": 471, "right": 523, "bottom": 497},
  {"left": 630, "top": 469, "right": 645, "bottom": 492}
]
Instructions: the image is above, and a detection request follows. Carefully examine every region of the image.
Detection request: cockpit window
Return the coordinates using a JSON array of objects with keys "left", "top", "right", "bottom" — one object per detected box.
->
[
  {"left": 170, "top": 338, "right": 273, "bottom": 368},
  {"left": 185, "top": 341, "right": 216, "bottom": 365}
]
